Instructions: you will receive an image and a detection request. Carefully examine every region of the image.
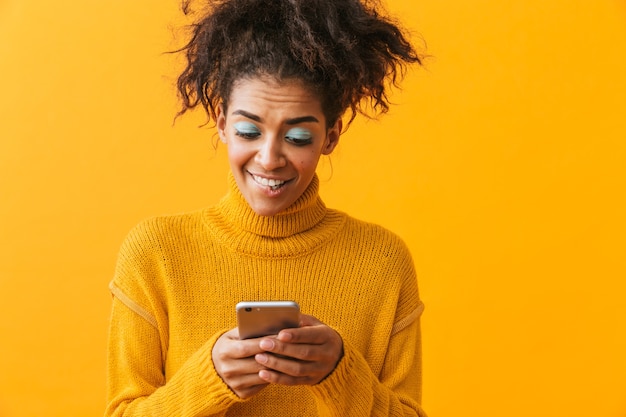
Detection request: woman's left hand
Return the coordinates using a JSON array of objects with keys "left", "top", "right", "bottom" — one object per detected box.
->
[{"left": 254, "top": 314, "right": 344, "bottom": 386}]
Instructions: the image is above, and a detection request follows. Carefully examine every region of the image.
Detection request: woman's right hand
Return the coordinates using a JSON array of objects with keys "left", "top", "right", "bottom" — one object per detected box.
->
[{"left": 211, "top": 328, "right": 270, "bottom": 399}]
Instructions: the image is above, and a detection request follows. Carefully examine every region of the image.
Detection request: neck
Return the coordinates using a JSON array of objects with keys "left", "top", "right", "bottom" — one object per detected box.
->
[
  {"left": 203, "top": 171, "right": 345, "bottom": 257},
  {"left": 218, "top": 172, "right": 327, "bottom": 238}
]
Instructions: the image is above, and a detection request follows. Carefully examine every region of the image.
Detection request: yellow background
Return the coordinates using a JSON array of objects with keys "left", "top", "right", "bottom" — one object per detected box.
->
[{"left": 1, "top": 0, "right": 625, "bottom": 415}]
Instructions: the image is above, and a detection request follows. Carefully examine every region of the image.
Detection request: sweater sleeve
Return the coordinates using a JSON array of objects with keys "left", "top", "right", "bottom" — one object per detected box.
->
[
  {"left": 105, "top": 221, "right": 245, "bottom": 416},
  {"left": 307, "top": 225, "right": 427, "bottom": 417},
  {"left": 105, "top": 288, "right": 244, "bottom": 416},
  {"left": 307, "top": 304, "right": 426, "bottom": 417}
]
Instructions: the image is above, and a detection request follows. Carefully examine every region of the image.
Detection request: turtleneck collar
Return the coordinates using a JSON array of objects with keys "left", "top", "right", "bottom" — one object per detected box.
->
[
  {"left": 219, "top": 172, "right": 327, "bottom": 237},
  {"left": 203, "top": 172, "right": 345, "bottom": 257}
]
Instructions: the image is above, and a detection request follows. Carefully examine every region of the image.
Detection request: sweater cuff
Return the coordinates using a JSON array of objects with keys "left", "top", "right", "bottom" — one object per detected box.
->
[
  {"left": 170, "top": 329, "right": 245, "bottom": 414},
  {"left": 306, "top": 339, "right": 372, "bottom": 413}
]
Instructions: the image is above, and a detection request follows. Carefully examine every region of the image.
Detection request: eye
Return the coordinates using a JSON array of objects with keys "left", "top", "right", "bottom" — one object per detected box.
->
[
  {"left": 233, "top": 121, "right": 261, "bottom": 139},
  {"left": 285, "top": 127, "right": 313, "bottom": 146}
]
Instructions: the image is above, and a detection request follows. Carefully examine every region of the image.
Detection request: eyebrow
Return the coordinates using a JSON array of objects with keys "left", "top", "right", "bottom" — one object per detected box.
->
[{"left": 231, "top": 110, "right": 319, "bottom": 125}]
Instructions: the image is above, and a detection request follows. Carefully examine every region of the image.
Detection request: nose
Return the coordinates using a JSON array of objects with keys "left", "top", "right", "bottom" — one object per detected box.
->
[{"left": 255, "top": 136, "right": 286, "bottom": 170}]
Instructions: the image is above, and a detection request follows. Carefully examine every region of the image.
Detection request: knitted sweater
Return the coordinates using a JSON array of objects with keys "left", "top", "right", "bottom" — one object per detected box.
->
[{"left": 105, "top": 174, "right": 426, "bottom": 417}]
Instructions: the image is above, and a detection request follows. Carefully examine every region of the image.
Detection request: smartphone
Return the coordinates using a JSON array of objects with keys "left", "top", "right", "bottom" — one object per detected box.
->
[{"left": 236, "top": 301, "right": 300, "bottom": 339}]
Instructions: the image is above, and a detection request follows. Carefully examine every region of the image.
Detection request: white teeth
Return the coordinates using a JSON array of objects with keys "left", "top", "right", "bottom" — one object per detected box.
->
[{"left": 253, "top": 174, "right": 286, "bottom": 188}]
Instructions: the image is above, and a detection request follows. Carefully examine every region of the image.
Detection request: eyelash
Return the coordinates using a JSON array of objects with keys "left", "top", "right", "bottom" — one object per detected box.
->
[
  {"left": 235, "top": 130, "right": 261, "bottom": 140},
  {"left": 285, "top": 135, "right": 313, "bottom": 146}
]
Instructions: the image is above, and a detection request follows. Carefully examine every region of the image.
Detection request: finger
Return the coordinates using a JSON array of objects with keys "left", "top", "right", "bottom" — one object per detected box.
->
[
  {"left": 219, "top": 334, "right": 267, "bottom": 360},
  {"left": 258, "top": 368, "right": 315, "bottom": 386},
  {"left": 231, "top": 380, "right": 269, "bottom": 399},
  {"left": 255, "top": 339, "right": 342, "bottom": 386},
  {"left": 277, "top": 323, "right": 333, "bottom": 345},
  {"left": 215, "top": 355, "right": 267, "bottom": 379},
  {"left": 226, "top": 370, "right": 268, "bottom": 389},
  {"left": 259, "top": 337, "right": 326, "bottom": 362},
  {"left": 213, "top": 355, "right": 270, "bottom": 398},
  {"left": 255, "top": 350, "right": 319, "bottom": 376}
]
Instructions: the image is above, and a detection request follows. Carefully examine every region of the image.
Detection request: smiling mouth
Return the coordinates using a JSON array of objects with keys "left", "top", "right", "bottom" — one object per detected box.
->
[{"left": 251, "top": 174, "right": 288, "bottom": 190}]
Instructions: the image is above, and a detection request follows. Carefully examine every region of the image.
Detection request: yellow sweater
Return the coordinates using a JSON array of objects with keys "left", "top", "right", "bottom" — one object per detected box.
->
[{"left": 106, "top": 174, "right": 426, "bottom": 416}]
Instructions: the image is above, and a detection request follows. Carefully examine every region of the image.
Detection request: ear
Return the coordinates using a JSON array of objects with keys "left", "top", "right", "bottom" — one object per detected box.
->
[
  {"left": 322, "top": 118, "right": 342, "bottom": 155},
  {"left": 216, "top": 104, "right": 227, "bottom": 144}
]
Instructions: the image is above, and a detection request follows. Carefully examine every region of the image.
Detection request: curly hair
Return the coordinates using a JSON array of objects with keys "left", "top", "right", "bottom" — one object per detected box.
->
[{"left": 176, "top": 0, "right": 423, "bottom": 127}]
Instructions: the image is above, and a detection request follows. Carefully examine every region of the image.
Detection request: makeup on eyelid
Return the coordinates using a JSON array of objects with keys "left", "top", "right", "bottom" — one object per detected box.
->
[
  {"left": 285, "top": 127, "right": 313, "bottom": 141},
  {"left": 233, "top": 122, "right": 313, "bottom": 143},
  {"left": 233, "top": 121, "right": 260, "bottom": 135}
]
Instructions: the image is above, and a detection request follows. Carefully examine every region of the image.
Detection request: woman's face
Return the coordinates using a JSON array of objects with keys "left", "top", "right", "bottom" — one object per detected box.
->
[{"left": 217, "top": 77, "right": 341, "bottom": 216}]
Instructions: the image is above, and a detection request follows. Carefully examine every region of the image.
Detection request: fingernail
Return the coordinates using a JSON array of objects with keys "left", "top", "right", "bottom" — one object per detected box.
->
[
  {"left": 260, "top": 339, "right": 274, "bottom": 349},
  {"left": 255, "top": 353, "right": 268, "bottom": 364}
]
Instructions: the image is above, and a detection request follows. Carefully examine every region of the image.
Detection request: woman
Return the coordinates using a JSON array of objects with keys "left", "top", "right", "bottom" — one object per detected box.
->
[{"left": 105, "top": 0, "right": 426, "bottom": 415}]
